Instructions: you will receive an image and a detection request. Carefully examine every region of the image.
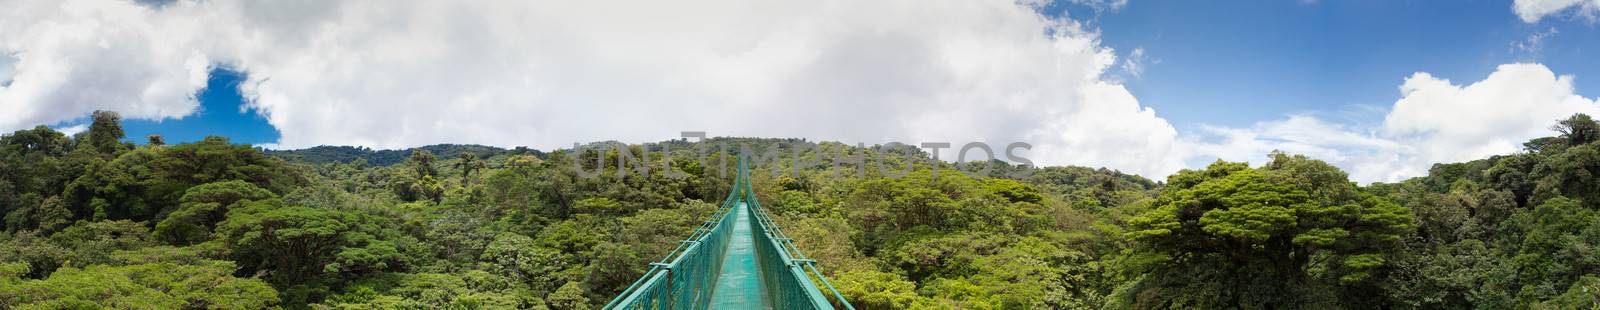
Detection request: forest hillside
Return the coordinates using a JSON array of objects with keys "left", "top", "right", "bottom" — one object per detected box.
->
[{"left": 2, "top": 111, "right": 1599, "bottom": 309}]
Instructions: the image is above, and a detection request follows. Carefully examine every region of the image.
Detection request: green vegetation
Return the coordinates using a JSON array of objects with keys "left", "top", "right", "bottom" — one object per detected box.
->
[{"left": 3, "top": 111, "right": 1599, "bottom": 309}]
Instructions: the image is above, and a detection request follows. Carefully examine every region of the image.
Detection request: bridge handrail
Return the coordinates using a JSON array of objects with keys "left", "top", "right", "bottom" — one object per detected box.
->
[
  {"left": 604, "top": 154, "right": 855, "bottom": 309},
  {"left": 741, "top": 160, "right": 856, "bottom": 310},
  {"left": 602, "top": 158, "right": 746, "bottom": 309}
]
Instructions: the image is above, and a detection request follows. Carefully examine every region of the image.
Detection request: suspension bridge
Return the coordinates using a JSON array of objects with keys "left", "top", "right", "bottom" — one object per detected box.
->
[{"left": 604, "top": 156, "right": 855, "bottom": 310}]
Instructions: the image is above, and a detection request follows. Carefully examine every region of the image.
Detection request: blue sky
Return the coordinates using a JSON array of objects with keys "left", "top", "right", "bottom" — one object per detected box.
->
[
  {"left": 118, "top": 69, "right": 279, "bottom": 145},
  {"left": 1059, "top": 0, "right": 1600, "bottom": 129},
  {"left": 6, "top": 0, "right": 1600, "bottom": 182},
  {"left": 43, "top": 69, "right": 279, "bottom": 145}
]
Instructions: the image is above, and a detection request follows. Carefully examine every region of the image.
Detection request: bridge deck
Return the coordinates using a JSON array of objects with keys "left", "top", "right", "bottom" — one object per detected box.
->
[{"left": 708, "top": 202, "right": 771, "bottom": 309}]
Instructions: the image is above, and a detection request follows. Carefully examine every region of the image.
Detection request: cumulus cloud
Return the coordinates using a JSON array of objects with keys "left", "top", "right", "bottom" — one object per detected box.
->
[
  {"left": 1513, "top": 0, "right": 1600, "bottom": 22},
  {"left": 53, "top": 123, "right": 87, "bottom": 136},
  {"left": 1386, "top": 63, "right": 1599, "bottom": 160},
  {"left": 0, "top": 0, "right": 1193, "bottom": 177},
  {"left": 1069, "top": 0, "right": 1130, "bottom": 13},
  {"left": 1194, "top": 63, "right": 1600, "bottom": 183},
  {"left": 0, "top": 0, "right": 211, "bottom": 130}
]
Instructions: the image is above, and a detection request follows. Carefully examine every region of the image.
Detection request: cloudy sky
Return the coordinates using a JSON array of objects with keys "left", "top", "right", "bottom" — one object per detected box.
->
[{"left": 2, "top": 0, "right": 1599, "bottom": 183}]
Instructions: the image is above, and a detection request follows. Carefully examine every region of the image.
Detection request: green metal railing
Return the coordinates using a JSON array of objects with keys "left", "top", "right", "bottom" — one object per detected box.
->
[
  {"left": 602, "top": 164, "right": 743, "bottom": 309},
  {"left": 604, "top": 155, "right": 854, "bottom": 310},
  {"left": 744, "top": 161, "right": 855, "bottom": 310}
]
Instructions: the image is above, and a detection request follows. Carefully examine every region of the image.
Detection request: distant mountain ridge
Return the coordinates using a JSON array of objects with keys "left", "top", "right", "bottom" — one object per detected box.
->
[{"left": 265, "top": 144, "right": 530, "bottom": 166}]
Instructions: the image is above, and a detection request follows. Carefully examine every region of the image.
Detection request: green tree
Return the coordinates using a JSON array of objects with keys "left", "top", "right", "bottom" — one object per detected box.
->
[
  {"left": 4, "top": 195, "right": 71, "bottom": 233},
  {"left": 320, "top": 271, "right": 533, "bottom": 309},
  {"left": 506, "top": 154, "right": 542, "bottom": 169},
  {"left": 833, "top": 270, "right": 924, "bottom": 310},
  {"left": 573, "top": 197, "right": 623, "bottom": 215},
  {"left": 1125, "top": 156, "right": 1414, "bottom": 308},
  {"left": 1505, "top": 197, "right": 1600, "bottom": 304},
  {"left": 88, "top": 110, "right": 126, "bottom": 155},
  {"left": 1552, "top": 113, "right": 1599, "bottom": 146},
  {"left": 210, "top": 201, "right": 418, "bottom": 294},
  {"left": 49, "top": 220, "right": 155, "bottom": 267},
  {"left": 547, "top": 280, "right": 593, "bottom": 310},
  {"left": 482, "top": 232, "right": 568, "bottom": 295},
  {"left": 61, "top": 136, "right": 298, "bottom": 223},
  {"left": 409, "top": 175, "right": 445, "bottom": 202},
  {"left": 455, "top": 152, "right": 485, "bottom": 180},
  {"left": 0, "top": 261, "right": 278, "bottom": 309},
  {"left": 410, "top": 150, "right": 438, "bottom": 178},
  {"left": 1384, "top": 240, "right": 1516, "bottom": 308},
  {"left": 0, "top": 220, "right": 156, "bottom": 277},
  {"left": 154, "top": 180, "right": 278, "bottom": 245},
  {"left": 393, "top": 150, "right": 445, "bottom": 202}
]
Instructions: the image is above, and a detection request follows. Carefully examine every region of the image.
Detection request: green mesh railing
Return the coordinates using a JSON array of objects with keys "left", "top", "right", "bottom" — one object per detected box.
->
[
  {"left": 602, "top": 165, "right": 743, "bottom": 309},
  {"left": 743, "top": 161, "right": 855, "bottom": 310},
  {"left": 604, "top": 155, "right": 854, "bottom": 310}
]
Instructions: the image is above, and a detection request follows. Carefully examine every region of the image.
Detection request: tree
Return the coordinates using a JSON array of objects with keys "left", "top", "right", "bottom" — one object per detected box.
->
[
  {"left": 456, "top": 152, "right": 486, "bottom": 180},
  {"left": 88, "top": 110, "right": 126, "bottom": 155},
  {"left": 547, "top": 280, "right": 593, "bottom": 310},
  {"left": 60, "top": 151, "right": 154, "bottom": 221},
  {"left": 393, "top": 150, "right": 445, "bottom": 202},
  {"left": 147, "top": 134, "right": 164, "bottom": 146},
  {"left": 984, "top": 178, "right": 1044, "bottom": 204},
  {"left": 481, "top": 232, "right": 568, "bottom": 295},
  {"left": 60, "top": 136, "right": 298, "bottom": 223},
  {"left": 46, "top": 220, "right": 155, "bottom": 268},
  {"left": 210, "top": 201, "right": 418, "bottom": 293},
  {"left": 147, "top": 136, "right": 300, "bottom": 193},
  {"left": 0, "top": 261, "right": 279, "bottom": 309},
  {"left": 1125, "top": 157, "right": 1414, "bottom": 308},
  {"left": 1384, "top": 240, "right": 1516, "bottom": 308},
  {"left": 154, "top": 180, "right": 277, "bottom": 245},
  {"left": 1, "top": 126, "right": 71, "bottom": 157},
  {"left": 506, "top": 154, "right": 541, "bottom": 169},
  {"left": 1505, "top": 197, "right": 1600, "bottom": 304},
  {"left": 1, "top": 126, "right": 76, "bottom": 230},
  {"left": 573, "top": 197, "right": 623, "bottom": 215},
  {"left": 833, "top": 270, "right": 924, "bottom": 310},
  {"left": 0, "top": 230, "right": 69, "bottom": 278},
  {"left": 407, "top": 175, "right": 444, "bottom": 202},
  {"left": 4, "top": 195, "right": 72, "bottom": 232},
  {"left": 410, "top": 150, "right": 438, "bottom": 178},
  {"left": 1552, "top": 113, "right": 1599, "bottom": 146},
  {"left": 319, "top": 271, "right": 533, "bottom": 309}
]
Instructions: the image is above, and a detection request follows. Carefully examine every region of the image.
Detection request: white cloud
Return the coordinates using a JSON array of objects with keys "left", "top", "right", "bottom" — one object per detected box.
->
[
  {"left": 1386, "top": 63, "right": 1599, "bottom": 162},
  {"left": 1118, "top": 47, "right": 1153, "bottom": 80},
  {"left": 1513, "top": 0, "right": 1600, "bottom": 23},
  {"left": 250, "top": 142, "right": 287, "bottom": 151},
  {"left": 0, "top": 0, "right": 211, "bottom": 130},
  {"left": 1193, "top": 63, "right": 1600, "bottom": 183},
  {"left": 53, "top": 123, "right": 87, "bottom": 136},
  {"left": 1070, "top": 0, "right": 1130, "bottom": 13},
  {"left": 1512, "top": 27, "right": 1558, "bottom": 59},
  {"left": 0, "top": 0, "right": 1194, "bottom": 178}
]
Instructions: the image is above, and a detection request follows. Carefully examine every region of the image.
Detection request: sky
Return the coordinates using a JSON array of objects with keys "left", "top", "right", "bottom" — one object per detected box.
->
[{"left": 2, "top": 0, "right": 1599, "bottom": 183}]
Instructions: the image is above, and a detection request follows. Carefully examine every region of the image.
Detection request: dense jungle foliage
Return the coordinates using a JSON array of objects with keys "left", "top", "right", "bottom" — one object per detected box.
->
[{"left": 2, "top": 111, "right": 1598, "bottom": 309}]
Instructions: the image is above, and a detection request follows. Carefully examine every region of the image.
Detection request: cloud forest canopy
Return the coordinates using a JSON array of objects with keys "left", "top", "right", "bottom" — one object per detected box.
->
[{"left": 1, "top": 112, "right": 1599, "bottom": 309}]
